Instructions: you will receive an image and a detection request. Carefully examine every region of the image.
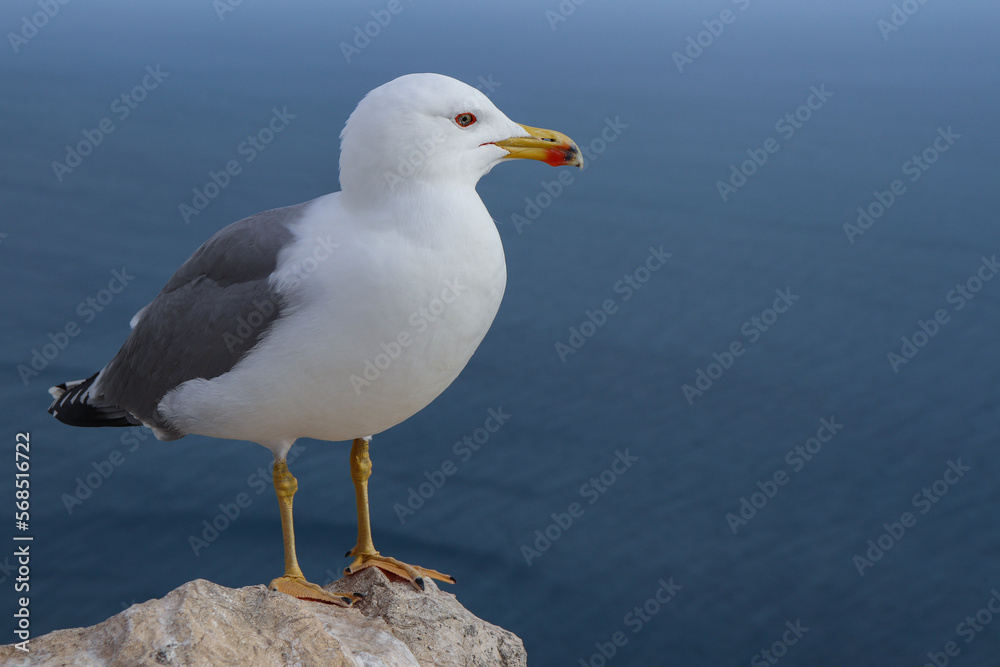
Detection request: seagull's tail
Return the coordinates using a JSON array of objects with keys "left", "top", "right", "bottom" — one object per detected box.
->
[{"left": 47, "top": 372, "right": 136, "bottom": 428}]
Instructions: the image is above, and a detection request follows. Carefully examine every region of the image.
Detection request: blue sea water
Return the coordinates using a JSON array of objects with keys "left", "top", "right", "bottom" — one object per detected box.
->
[{"left": 2, "top": 1, "right": 999, "bottom": 665}]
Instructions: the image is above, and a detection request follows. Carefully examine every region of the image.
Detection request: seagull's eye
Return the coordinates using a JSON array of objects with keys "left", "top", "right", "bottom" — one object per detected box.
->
[{"left": 454, "top": 113, "right": 477, "bottom": 128}]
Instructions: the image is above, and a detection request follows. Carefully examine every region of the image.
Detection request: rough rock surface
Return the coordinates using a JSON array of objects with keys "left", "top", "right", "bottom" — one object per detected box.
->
[{"left": 0, "top": 568, "right": 526, "bottom": 666}]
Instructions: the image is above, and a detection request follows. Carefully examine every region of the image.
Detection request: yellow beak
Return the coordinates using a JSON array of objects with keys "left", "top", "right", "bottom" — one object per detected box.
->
[{"left": 491, "top": 124, "right": 583, "bottom": 168}]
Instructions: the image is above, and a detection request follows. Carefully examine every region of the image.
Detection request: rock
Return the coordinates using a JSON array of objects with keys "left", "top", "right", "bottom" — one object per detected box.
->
[{"left": 0, "top": 568, "right": 526, "bottom": 666}]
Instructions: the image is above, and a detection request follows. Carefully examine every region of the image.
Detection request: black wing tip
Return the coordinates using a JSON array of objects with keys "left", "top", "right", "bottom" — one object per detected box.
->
[{"left": 48, "top": 372, "right": 136, "bottom": 428}]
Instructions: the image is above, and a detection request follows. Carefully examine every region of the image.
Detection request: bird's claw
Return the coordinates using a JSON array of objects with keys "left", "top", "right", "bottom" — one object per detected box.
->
[
  {"left": 344, "top": 551, "right": 455, "bottom": 591},
  {"left": 269, "top": 575, "right": 359, "bottom": 607}
]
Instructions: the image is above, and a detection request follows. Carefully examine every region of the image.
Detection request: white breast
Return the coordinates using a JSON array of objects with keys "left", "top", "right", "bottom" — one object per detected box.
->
[{"left": 160, "top": 191, "right": 506, "bottom": 447}]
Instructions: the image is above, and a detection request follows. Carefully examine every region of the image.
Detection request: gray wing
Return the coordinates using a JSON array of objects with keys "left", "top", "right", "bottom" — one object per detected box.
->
[{"left": 93, "top": 200, "right": 310, "bottom": 439}]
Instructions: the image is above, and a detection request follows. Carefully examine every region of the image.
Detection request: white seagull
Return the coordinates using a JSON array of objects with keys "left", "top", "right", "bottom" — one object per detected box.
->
[{"left": 48, "top": 73, "right": 582, "bottom": 605}]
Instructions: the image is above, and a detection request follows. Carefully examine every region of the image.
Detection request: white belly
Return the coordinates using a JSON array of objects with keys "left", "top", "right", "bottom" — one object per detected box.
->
[{"left": 160, "top": 192, "right": 507, "bottom": 447}]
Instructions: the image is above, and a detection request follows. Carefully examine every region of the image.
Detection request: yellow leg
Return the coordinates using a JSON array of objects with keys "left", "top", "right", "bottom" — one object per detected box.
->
[
  {"left": 269, "top": 458, "right": 358, "bottom": 606},
  {"left": 344, "top": 438, "right": 455, "bottom": 590},
  {"left": 350, "top": 438, "right": 377, "bottom": 557}
]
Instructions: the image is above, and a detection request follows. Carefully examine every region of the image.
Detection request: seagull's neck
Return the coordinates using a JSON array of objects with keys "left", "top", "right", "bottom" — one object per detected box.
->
[{"left": 339, "top": 180, "right": 490, "bottom": 235}]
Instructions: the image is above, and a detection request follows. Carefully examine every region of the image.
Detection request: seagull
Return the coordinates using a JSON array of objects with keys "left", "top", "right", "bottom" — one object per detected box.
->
[{"left": 47, "top": 73, "right": 582, "bottom": 606}]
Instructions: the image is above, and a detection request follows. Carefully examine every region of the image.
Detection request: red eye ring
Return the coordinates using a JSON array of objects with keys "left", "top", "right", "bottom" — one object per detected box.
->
[{"left": 454, "top": 112, "right": 477, "bottom": 127}]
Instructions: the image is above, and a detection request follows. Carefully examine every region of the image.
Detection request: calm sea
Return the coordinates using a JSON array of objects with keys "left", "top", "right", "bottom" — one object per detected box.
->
[{"left": 2, "top": 1, "right": 999, "bottom": 665}]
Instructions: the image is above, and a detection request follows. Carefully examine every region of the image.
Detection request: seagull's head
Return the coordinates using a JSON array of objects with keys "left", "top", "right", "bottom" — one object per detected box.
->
[{"left": 339, "top": 73, "right": 581, "bottom": 206}]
